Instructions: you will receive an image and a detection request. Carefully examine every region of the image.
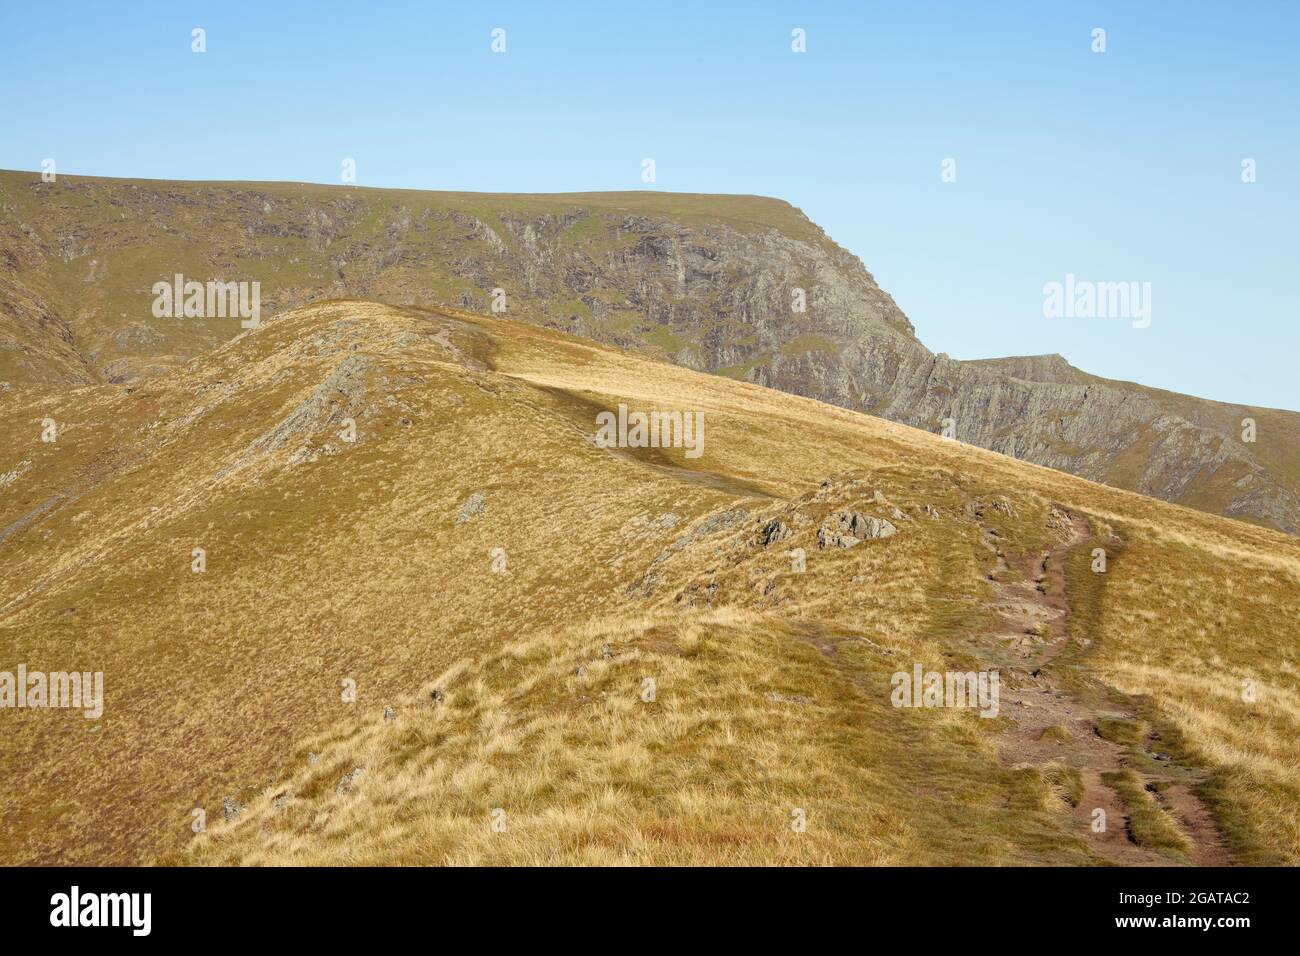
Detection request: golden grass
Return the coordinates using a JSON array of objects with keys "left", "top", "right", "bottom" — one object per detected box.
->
[
  {"left": 1082, "top": 533, "right": 1300, "bottom": 864},
  {"left": 181, "top": 609, "right": 1091, "bottom": 866},
  {"left": 1, "top": 300, "right": 1298, "bottom": 865},
  {"left": 1101, "top": 769, "right": 1191, "bottom": 857}
]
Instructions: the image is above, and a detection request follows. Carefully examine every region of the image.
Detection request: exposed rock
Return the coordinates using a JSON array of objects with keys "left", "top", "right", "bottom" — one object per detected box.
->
[
  {"left": 456, "top": 490, "right": 486, "bottom": 523},
  {"left": 336, "top": 767, "right": 364, "bottom": 796},
  {"left": 653, "top": 507, "right": 749, "bottom": 564},
  {"left": 817, "top": 510, "right": 897, "bottom": 549},
  {"left": 839, "top": 509, "right": 896, "bottom": 539},
  {"left": 222, "top": 796, "right": 243, "bottom": 822},
  {"left": 383, "top": 706, "right": 396, "bottom": 721},
  {"left": 764, "top": 690, "right": 812, "bottom": 705},
  {"left": 627, "top": 569, "right": 664, "bottom": 597},
  {"left": 222, "top": 354, "right": 373, "bottom": 478},
  {"left": 761, "top": 518, "right": 793, "bottom": 545},
  {"left": 817, "top": 526, "right": 859, "bottom": 550},
  {"left": 1046, "top": 507, "right": 1073, "bottom": 538}
]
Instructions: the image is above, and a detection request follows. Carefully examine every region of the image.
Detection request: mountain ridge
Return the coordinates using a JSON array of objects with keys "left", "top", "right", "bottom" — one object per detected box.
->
[{"left": 1, "top": 169, "right": 1295, "bottom": 532}]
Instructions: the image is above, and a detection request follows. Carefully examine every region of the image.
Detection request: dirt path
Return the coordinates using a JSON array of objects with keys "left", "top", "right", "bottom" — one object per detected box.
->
[{"left": 973, "top": 510, "right": 1234, "bottom": 866}]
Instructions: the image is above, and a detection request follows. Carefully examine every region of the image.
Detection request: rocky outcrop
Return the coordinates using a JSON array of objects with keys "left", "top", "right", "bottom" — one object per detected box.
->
[
  {"left": 817, "top": 510, "right": 897, "bottom": 549},
  {"left": 761, "top": 519, "right": 793, "bottom": 545}
]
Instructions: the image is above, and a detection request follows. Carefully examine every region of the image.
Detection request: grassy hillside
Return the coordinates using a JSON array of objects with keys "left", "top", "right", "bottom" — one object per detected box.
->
[{"left": 1, "top": 300, "right": 1296, "bottom": 865}]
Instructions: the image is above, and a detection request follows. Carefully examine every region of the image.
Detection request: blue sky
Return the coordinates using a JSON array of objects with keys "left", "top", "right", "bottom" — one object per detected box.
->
[{"left": 2, "top": 1, "right": 1296, "bottom": 410}]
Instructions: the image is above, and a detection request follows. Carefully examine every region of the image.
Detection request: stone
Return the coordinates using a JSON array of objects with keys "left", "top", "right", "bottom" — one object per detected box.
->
[
  {"left": 652, "top": 512, "right": 680, "bottom": 531},
  {"left": 336, "top": 767, "right": 364, "bottom": 796},
  {"left": 818, "top": 510, "right": 896, "bottom": 549},
  {"left": 990, "top": 497, "right": 1017, "bottom": 517},
  {"left": 764, "top": 690, "right": 812, "bottom": 705},
  {"left": 761, "top": 518, "right": 793, "bottom": 545},
  {"left": 222, "top": 796, "right": 243, "bottom": 823},
  {"left": 456, "top": 490, "right": 486, "bottom": 523},
  {"left": 817, "top": 526, "right": 859, "bottom": 550}
]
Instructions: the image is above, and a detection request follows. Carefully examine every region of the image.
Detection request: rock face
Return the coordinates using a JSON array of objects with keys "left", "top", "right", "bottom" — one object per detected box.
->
[{"left": 2, "top": 171, "right": 1296, "bottom": 531}]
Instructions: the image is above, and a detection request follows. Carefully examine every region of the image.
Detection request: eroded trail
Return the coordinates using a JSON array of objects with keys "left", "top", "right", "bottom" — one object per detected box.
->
[{"left": 974, "top": 511, "right": 1234, "bottom": 866}]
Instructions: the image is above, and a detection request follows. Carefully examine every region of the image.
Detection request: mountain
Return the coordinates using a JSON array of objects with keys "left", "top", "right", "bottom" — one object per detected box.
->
[
  {"left": 1, "top": 300, "right": 1297, "bottom": 865},
  {"left": 2, "top": 169, "right": 1297, "bottom": 535}
]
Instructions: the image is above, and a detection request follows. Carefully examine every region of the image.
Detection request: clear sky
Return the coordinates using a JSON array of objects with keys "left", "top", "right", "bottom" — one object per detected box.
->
[{"left": 2, "top": 1, "right": 1296, "bottom": 410}]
